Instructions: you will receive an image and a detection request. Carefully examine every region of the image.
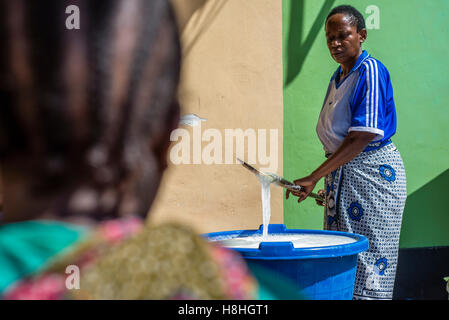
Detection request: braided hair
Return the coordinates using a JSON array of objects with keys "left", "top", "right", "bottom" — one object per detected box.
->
[{"left": 0, "top": 0, "right": 181, "bottom": 220}]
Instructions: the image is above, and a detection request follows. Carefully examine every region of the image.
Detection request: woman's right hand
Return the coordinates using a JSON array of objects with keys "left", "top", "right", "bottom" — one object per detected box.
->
[
  {"left": 315, "top": 189, "right": 326, "bottom": 206},
  {"left": 285, "top": 175, "right": 318, "bottom": 204}
]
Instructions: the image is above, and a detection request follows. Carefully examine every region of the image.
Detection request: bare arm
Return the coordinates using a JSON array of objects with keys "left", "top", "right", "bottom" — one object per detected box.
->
[{"left": 286, "top": 131, "right": 377, "bottom": 203}]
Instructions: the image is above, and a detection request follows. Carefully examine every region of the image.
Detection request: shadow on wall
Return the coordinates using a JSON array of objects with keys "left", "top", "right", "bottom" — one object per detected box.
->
[
  {"left": 284, "top": 0, "right": 336, "bottom": 87},
  {"left": 399, "top": 168, "right": 449, "bottom": 248},
  {"left": 395, "top": 168, "right": 449, "bottom": 299},
  {"left": 171, "top": 0, "right": 228, "bottom": 58}
]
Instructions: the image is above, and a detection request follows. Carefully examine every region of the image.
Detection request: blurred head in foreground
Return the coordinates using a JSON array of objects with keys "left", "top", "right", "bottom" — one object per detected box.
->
[{"left": 0, "top": 0, "right": 181, "bottom": 223}]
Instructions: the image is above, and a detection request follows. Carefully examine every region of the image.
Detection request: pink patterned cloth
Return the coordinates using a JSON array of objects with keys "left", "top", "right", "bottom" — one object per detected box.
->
[
  {"left": 209, "top": 245, "right": 256, "bottom": 300},
  {"left": 3, "top": 218, "right": 256, "bottom": 300},
  {"left": 5, "top": 274, "right": 67, "bottom": 300},
  {"left": 3, "top": 217, "right": 142, "bottom": 300}
]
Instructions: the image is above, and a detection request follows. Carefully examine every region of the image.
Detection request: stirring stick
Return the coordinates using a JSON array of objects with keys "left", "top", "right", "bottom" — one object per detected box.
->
[{"left": 237, "top": 158, "right": 325, "bottom": 203}]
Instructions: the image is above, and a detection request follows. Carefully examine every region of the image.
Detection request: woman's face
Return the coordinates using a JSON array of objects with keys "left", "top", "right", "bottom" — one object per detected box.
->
[{"left": 325, "top": 13, "right": 366, "bottom": 65}]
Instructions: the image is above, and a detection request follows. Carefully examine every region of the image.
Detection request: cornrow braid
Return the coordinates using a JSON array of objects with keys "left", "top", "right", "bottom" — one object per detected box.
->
[
  {"left": 0, "top": 0, "right": 181, "bottom": 219},
  {"left": 326, "top": 5, "right": 366, "bottom": 32}
]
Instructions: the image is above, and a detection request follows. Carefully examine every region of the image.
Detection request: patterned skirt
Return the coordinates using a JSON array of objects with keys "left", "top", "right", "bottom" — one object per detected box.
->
[{"left": 324, "top": 142, "right": 407, "bottom": 300}]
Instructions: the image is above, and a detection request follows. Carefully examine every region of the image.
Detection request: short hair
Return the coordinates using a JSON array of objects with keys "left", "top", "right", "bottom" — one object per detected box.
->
[{"left": 326, "top": 5, "right": 366, "bottom": 32}]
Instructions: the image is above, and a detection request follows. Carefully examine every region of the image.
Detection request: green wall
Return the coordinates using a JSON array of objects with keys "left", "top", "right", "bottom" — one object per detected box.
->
[{"left": 282, "top": 0, "right": 449, "bottom": 248}]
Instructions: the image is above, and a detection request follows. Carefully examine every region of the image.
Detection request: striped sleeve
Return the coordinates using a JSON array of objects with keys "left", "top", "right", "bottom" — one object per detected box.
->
[{"left": 349, "top": 58, "right": 386, "bottom": 141}]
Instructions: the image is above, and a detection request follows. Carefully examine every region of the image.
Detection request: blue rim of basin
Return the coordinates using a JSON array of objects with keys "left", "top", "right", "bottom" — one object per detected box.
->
[{"left": 204, "top": 224, "right": 369, "bottom": 260}]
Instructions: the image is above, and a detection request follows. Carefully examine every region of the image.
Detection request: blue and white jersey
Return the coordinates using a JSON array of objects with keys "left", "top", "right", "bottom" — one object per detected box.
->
[{"left": 316, "top": 50, "right": 397, "bottom": 154}]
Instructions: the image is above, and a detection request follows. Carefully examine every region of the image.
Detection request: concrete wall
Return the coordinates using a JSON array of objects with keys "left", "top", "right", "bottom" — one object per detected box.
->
[
  {"left": 283, "top": 0, "right": 449, "bottom": 248},
  {"left": 150, "top": 0, "right": 449, "bottom": 249},
  {"left": 148, "top": 0, "right": 284, "bottom": 233}
]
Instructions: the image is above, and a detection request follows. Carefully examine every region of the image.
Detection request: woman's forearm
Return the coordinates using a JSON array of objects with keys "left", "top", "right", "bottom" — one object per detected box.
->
[{"left": 310, "top": 131, "right": 376, "bottom": 182}]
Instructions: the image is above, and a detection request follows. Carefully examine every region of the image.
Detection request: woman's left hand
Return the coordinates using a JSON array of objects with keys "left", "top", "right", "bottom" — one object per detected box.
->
[{"left": 285, "top": 175, "right": 319, "bottom": 204}]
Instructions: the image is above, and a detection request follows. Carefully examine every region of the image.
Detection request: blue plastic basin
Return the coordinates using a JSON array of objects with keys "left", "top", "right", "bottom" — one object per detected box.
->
[{"left": 206, "top": 224, "right": 369, "bottom": 300}]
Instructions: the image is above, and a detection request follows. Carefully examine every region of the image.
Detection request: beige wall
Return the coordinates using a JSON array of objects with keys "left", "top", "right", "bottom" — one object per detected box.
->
[{"left": 148, "top": 0, "right": 284, "bottom": 233}]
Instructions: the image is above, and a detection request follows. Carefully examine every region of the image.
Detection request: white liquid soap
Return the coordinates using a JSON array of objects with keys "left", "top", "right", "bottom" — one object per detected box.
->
[
  {"left": 212, "top": 169, "right": 356, "bottom": 249},
  {"left": 216, "top": 233, "right": 356, "bottom": 249},
  {"left": 258, "top": 174, "right": 273, "bottom": 239}
]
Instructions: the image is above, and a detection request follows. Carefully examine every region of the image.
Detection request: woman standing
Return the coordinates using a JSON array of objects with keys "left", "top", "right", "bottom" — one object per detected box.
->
[{"left": 287, "top": 5, "right": 407, "bottom": 300}]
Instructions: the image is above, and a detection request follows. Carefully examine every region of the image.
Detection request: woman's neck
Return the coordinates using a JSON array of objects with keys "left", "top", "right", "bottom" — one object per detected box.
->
[
  {"left": 340, "top": 49, "right": 363, "bottom": 78},
  {"left": 1, "top": 164, "right": 120, "bottom": 225}
]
